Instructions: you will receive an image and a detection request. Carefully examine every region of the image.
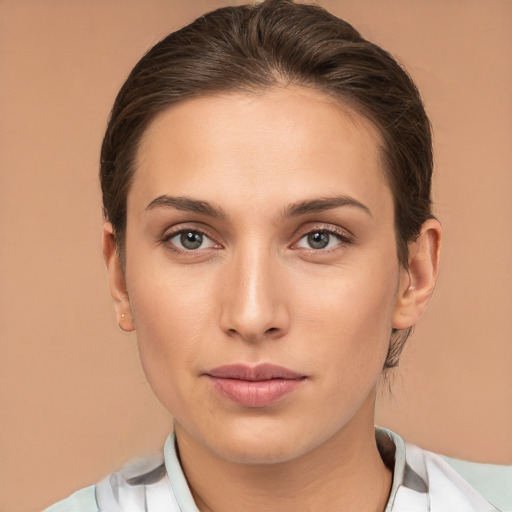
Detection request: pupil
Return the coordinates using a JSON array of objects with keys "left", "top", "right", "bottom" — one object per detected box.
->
[
  {"left": 308, "top": 232, "right": 329, "bottom": 249},
  {"left": 181, "top": 231, "right": 202, "bottom": 250}
]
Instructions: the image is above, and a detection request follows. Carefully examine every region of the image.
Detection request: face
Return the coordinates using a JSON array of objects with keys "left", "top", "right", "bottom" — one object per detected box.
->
[{"left": 115, "top": 88, "right": 411, "bottom": 464}]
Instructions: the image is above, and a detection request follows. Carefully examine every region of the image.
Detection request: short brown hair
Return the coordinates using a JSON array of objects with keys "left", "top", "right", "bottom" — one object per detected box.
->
[{"left": 100, "top": 0, "right": 434, "bottom": 367}]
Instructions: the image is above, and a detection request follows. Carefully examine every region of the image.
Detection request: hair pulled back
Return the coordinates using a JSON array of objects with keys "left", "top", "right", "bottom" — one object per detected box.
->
[{"left": 100, "top": 0, "right": 434, "bottom": 368}]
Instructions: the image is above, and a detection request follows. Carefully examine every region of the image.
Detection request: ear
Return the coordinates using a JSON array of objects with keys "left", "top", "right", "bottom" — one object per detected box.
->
[
  {"left": 102, "top": 222, "right": 135, "bottom": 332},
  {"left": 392, "top": 218, "right": 442, "bottom": 330}
]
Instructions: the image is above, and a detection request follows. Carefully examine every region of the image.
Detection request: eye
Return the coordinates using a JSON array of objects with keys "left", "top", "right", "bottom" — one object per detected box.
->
[
  {"left": 166, "top": 230, "right": 217, "bottom": 251},
  {"left": 295, "top": 229, "right": 348, "bottom": 250}
]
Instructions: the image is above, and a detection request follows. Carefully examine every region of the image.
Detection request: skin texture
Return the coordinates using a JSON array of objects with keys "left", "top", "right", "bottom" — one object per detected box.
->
[{"left": 103, "top": 87, "right": 441, "bottom": 511}]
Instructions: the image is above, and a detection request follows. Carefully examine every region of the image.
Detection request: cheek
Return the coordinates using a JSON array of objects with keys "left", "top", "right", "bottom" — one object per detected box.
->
[
  {"left": 124, "top": 261, "right": 217, "bottom": 396},
  {"left": 296, "top": 261, "right": 399, "bottom": 377},
  {"left": 126, "top": 278, "right": 212, "bottom": 423}
]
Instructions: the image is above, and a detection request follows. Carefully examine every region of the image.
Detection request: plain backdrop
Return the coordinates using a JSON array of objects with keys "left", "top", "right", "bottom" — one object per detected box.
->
[{"left": 0, "top": 1, "right": 511, "bottom": 510}]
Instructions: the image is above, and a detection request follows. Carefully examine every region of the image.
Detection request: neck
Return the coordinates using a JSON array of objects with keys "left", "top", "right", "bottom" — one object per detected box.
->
[{"left": 174, "top": 392, "right": 392, "bottom": 512}]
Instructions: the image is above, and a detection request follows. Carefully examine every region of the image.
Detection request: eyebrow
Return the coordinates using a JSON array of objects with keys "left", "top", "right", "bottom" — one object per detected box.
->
[
  {"left": 282, "top": 196, "right": 372, "bottom": 219},
  {"left": 145, "top": 194, "right": 371, "bottom": 219},
  {"left": 145, "top": 195, "right": 228, "bottom": 219}
]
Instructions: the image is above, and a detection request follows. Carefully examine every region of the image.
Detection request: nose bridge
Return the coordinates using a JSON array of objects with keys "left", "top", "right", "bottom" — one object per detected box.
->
[{"left": 220, "top": 239, "right": 288, "bottom": 342}]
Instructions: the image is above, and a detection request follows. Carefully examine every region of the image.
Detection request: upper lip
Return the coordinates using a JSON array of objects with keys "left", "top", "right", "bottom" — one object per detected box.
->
[{"left": 206, "top": 363, "right": 305, "bottom": 381}]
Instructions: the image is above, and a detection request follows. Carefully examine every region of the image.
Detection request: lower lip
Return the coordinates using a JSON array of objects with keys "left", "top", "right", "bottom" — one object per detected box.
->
[{"left": 207, "top": 376, "right": 305, "bottom": 407}]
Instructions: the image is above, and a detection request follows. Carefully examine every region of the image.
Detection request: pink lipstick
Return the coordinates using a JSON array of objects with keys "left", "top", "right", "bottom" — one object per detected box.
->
[{"left": 205, "top": 364, "right": 306, "bottom": 407}]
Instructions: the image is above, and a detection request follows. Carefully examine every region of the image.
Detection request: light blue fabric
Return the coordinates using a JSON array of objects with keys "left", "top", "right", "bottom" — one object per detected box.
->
[
  {"left": 443, "top": 456, "right": 512, "bottom": 512},
  {"left": 44, "top": 485, "right": 99, "bottom": 512},
  {"left": 44, "top": 431, "right": 508, "bottom": 511}
]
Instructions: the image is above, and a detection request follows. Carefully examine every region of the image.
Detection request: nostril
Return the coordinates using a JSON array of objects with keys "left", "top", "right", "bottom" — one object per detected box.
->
[{"left": 226, "top": 326, "right": 280, "bottom": 342}]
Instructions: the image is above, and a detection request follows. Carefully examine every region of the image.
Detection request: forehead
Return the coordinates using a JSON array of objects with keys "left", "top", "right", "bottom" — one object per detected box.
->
[{"left": 131, "top": 87, "right": 391, "bottom": 218}]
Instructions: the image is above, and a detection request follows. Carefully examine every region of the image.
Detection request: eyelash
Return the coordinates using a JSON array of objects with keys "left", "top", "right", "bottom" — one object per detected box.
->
[
  {"left": 294, "top": 226, "right": 353, "bottom": 253},
  {"left": 161, "top": 225, "right": 220, "bottom": 255},
  {"left": 160, "top": 224, "right": 354, "bottom": 256}
]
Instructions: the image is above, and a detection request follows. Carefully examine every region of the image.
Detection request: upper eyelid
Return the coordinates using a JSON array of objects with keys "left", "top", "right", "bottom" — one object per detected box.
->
[
  {"left": 294, "top": 224, "right": 354, "bottom": 240},
  {"left": 162, "top": 223, "right": 216, "bottom": 240},
  {"left": 159, "top": 223, "right": 354, "bottom": 247},
  {"left": 295, "top": 230, "right": 349, "bottom": 247}
]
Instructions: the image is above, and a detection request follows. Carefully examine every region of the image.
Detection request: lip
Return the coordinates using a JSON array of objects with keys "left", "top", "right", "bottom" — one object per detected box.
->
[{"left": 205, "top": 364, "right": 306, "bottom": 408}]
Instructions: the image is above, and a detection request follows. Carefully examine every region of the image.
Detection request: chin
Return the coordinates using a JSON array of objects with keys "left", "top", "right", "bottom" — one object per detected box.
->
[
  {"left": 214, "top": 436, "right": 303, "bottom": 465},
  {"left": 197, "top": 415, "right": 321, "bottom": 465}
]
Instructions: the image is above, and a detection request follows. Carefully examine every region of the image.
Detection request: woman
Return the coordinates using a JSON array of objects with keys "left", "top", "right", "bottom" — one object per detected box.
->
[{"left": 45, "top": 0, "right": 499, "bottom": 510}]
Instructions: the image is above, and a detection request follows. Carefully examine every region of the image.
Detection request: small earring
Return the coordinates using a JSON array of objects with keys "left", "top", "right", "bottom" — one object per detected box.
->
[{"left": 121, "top": 313, "right": 129, "bottom": 318}]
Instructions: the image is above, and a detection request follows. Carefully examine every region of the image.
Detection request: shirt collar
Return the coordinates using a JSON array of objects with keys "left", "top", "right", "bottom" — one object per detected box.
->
[{"left": 164, "top": 427, "right": 407, "bottom": 512}]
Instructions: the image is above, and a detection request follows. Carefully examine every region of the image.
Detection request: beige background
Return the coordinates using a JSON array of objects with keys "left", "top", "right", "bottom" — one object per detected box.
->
[{"left": 0, "top": 1, "right": 511, "bottom": 510}]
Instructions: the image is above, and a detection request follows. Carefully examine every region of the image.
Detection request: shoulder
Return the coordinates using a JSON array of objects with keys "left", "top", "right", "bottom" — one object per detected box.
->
[
  {"left": 398, "top": 443, "right": 501, "bottom": 511},
  {"left": 377, "top": 428, "right": 502, "bottom": 512},
  {"left": 45, "top": 455, "right": 179, "bottom": 512},
  {"left": 44, "top": 486, "right": 99, "bottom": 512},
  {"left": 94, "top": 452, "right": 182, "bottom": 511},
  {"left": 43, "top": 456, "right": 175, "bottom": 512},
  {"left": 43, "top": 434, "right": 196, "bottom": 512},
  {"left": 441, "top": 455, "right": 512, "bottom": 512}
]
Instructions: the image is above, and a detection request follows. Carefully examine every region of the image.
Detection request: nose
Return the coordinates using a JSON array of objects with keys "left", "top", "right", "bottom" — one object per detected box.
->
[{"left": 219, "top": 245, "right": 290, "bottom": 344}]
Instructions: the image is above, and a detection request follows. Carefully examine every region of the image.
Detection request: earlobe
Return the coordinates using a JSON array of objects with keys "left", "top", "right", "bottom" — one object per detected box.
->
[
  {"left": 102, "top": 222, "right": 135, "bottom": 332},
  {"left": 392, "top": 218, "right": 442, "bottom": 330}
]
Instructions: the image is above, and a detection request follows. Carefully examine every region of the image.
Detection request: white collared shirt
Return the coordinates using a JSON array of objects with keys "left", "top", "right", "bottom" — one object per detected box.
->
[{"left": 45, "top": 428, "right": 501, "bottom": 512}]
